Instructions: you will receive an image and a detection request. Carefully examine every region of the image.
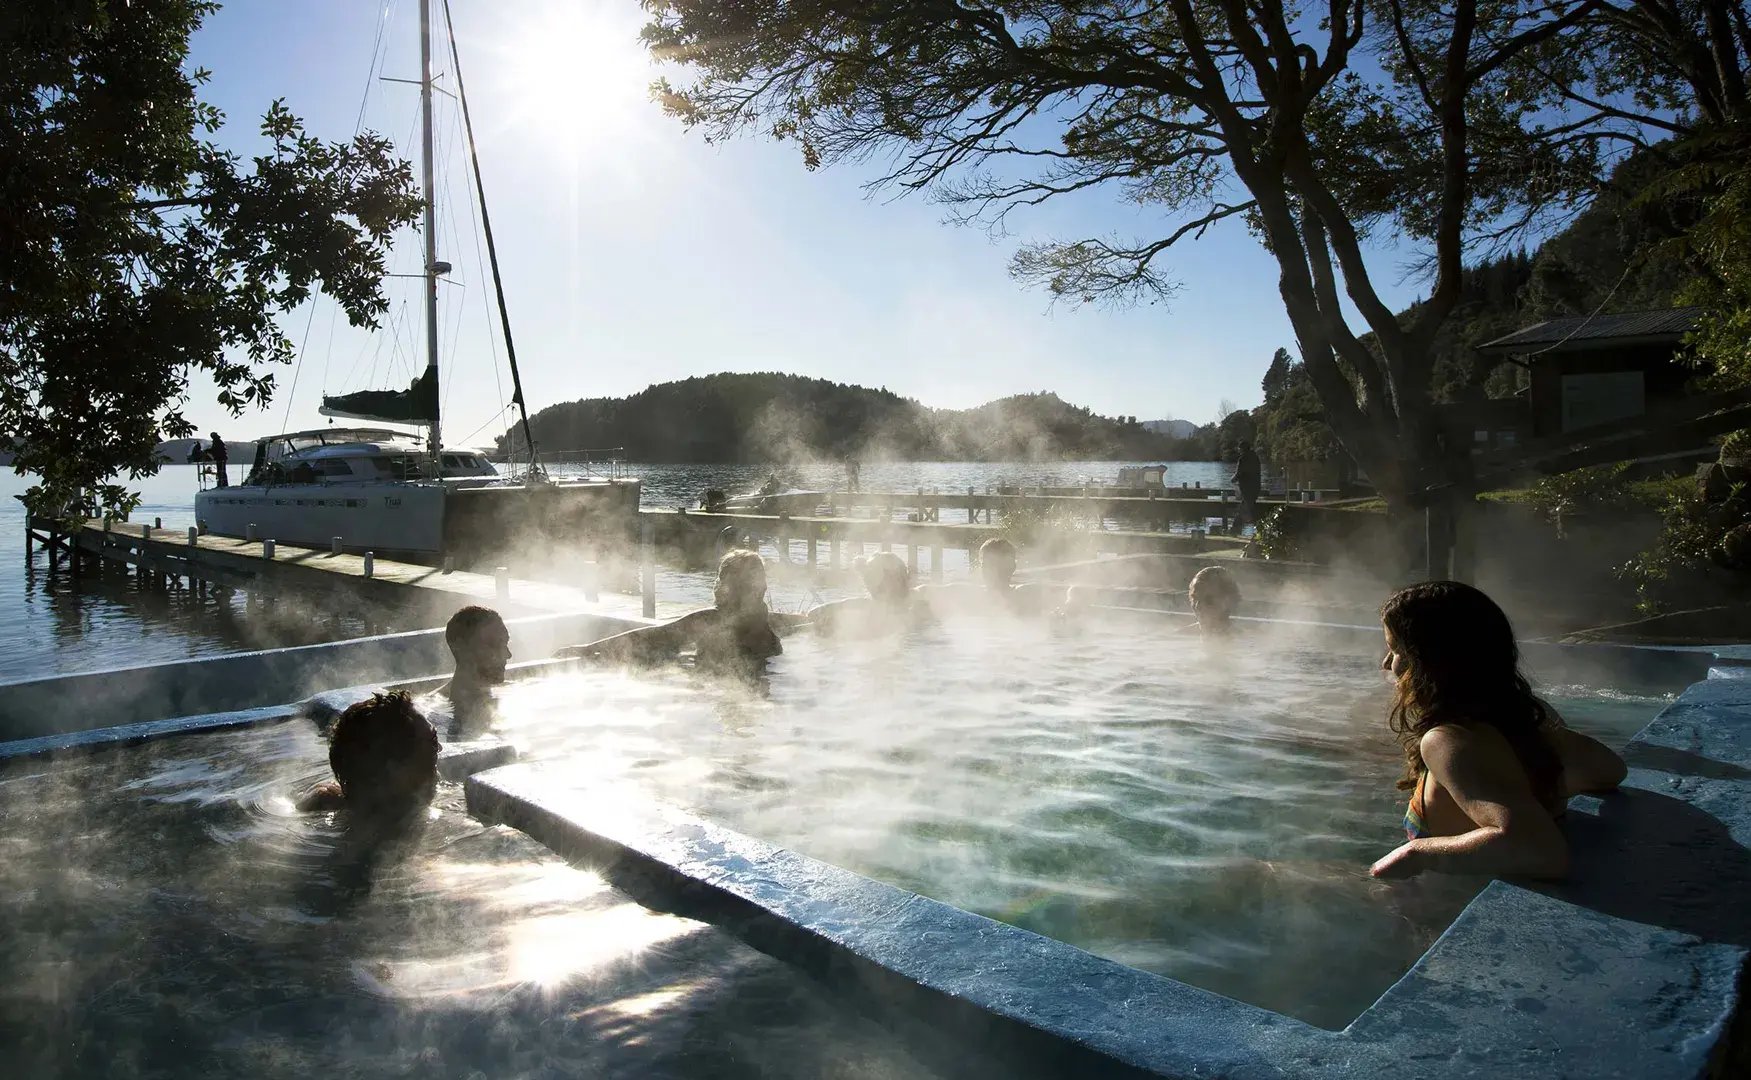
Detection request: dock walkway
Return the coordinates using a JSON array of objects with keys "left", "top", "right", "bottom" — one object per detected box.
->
[{"left": 29, "top": 517, "right": 690, "bottom": 624}]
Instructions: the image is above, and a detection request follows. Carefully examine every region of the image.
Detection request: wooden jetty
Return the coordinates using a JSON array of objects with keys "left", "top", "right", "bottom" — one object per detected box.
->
[
  {"left": 709, "top": 486, "right": 1325, "bottom": 529},
  {"left": 646, "top": 506, "right": 1228, "bottom": 583},
  {"left": 26, "top": 516, "right": 686, "bottom": 623}
]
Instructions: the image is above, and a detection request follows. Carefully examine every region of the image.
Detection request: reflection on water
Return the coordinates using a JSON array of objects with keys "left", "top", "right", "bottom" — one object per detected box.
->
[
  {"left": 0, "top": 723, "right": 941, "bottom": 1078},
  {"left": 488, "top": 623, "right": 1666, "bottom": 1029}
]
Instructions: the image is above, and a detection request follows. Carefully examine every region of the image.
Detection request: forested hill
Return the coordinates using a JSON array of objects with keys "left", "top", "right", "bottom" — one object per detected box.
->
[{"left": 499, "top": 373, "right": 1193, "bottom": 463}]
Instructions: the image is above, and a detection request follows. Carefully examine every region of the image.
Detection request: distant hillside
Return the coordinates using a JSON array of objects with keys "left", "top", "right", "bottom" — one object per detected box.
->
[
  {"left": 500, "top": 373, "right": 1201, "bottom": 463},
  {"left": 1142, "top": 418, "right": 1198, "bottom": 438}
]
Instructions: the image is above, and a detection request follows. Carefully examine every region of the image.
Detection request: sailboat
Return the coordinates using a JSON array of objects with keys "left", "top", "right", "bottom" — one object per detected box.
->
[{"left": 195, "top": 0, "right": 639, "bottom": 562}]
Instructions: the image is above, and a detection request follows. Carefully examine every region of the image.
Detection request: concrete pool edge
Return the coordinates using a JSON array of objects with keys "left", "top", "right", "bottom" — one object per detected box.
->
[
  {"left": 465, "top": 669, "right": 1751, "bottom": 1079},
  {"left": 0, "top": 608, "right": 653, "bottom": 741},
  {"left": 464, "top": 765, "right": 1325, "bottom": 1080}
]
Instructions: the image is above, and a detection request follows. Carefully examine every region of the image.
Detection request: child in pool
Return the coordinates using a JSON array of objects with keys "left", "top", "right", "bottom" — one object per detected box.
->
[{"left": 1369, "top": 581, "right": 1626, "bottom": 880}]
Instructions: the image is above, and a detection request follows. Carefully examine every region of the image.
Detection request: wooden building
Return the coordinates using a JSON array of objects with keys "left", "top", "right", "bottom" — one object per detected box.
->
[{"left": 1476, "top": 307, "right": 1702, "bottom": 439}]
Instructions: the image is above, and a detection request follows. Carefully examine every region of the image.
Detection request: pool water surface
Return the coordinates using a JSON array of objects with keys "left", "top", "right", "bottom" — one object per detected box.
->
[{"left": 487, "top": 619, "right": 1667, "bottom": 1028}]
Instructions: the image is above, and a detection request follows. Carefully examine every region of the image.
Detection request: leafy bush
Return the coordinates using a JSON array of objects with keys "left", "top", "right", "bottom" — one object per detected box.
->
[
  {"left": 1621, "top": 478, "right": 1751, "bottom": 613},
  {"left": 1251, "top": 506, "right": 1303, "bottom": 560},
  {"left": 1516, "top": 464, "right": 1692, "bottom": 539}
]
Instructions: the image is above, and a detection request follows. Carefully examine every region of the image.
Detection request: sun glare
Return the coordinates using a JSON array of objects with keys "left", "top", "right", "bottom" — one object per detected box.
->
[{"left": 487, "top": 0, "right": 659, "bottom": 161}]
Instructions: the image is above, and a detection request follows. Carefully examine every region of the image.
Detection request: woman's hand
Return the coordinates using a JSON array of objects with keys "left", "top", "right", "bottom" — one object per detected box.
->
[{"left": 1370, "top": 842, "right": 1424, "bottom": 879}]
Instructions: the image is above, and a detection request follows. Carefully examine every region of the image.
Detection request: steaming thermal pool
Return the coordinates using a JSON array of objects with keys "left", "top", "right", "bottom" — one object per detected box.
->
[
  {"left": 0, "top": 722, "right": 941, "bottom": 1078},
  {"left": 0, "top": 618, "right": 1671, "bottom": 1071},
  {"left": 485, "top": 619, "right": 1667, "bottom": 1029}
]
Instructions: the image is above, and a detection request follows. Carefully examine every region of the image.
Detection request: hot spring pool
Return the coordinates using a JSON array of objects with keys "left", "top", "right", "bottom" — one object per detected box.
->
[
  {"left": 0, "top": 616, "right": 1675, "bottom": 1072},
  {"left": 483, "top": 618, "right": 1668, "bottom": 1029}
]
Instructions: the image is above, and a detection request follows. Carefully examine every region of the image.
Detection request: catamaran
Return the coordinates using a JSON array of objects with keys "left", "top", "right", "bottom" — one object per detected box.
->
[{"left": 195, "top": 0, "right": 638, "bottom": 562}]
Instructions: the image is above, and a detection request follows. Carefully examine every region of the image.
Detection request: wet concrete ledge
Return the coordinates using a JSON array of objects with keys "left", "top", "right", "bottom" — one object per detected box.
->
[
  {"left": 467, "top": 672, "right": 1751, "bottom": 1078},
  {"left": 0, "top": 609, "right": 650, "bottom": 741}
]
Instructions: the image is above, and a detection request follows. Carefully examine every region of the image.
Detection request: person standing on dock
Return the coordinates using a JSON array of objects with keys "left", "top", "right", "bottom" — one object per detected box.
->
[
  {"left": 208, "top": 432, "right": 228, "bottom": 487},
  {"left": 1231, "top": 439, "right": 1261, "bottom": 527}
]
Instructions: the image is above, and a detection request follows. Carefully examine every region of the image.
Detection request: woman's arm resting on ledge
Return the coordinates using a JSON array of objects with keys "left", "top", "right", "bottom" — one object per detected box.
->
[
  {"left": 1371, "top": 725, "right": 1571, "bottom": 881},
  {"left": 554, "top": 614, "right": 701, "bottom": 662}
]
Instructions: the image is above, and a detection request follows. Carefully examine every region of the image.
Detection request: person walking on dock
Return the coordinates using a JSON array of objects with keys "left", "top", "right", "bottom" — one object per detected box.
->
[
  {"left": 208, "top": 432, "right": 228, "bottom": 487},
  {"left": 1231, "top": 439, "right": 1261, "bottom": 528}
]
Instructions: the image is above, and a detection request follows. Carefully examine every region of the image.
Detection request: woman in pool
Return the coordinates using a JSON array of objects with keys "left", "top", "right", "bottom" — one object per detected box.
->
[
  {"left": 557, "top": 549, "right": 806, "bottom": 673},
  {"left": 1370, "top": 581, "right": 1627, "bottom": 880}
]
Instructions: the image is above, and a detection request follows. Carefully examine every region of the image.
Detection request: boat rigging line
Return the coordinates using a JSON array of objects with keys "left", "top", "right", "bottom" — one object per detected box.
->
[{"left": 441, "top": 0, "right": 543, "bottom": 477}]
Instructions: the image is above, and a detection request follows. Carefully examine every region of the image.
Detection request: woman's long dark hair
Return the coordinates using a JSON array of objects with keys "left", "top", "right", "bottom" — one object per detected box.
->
[{"left": 1381, "top": 581, "right": 1563, "bottom": 803}]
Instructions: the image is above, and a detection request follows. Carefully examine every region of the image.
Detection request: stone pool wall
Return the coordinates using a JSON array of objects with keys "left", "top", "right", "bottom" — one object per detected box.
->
[{"left": 0, "top": 609, "right": 651, "bottom": 741}]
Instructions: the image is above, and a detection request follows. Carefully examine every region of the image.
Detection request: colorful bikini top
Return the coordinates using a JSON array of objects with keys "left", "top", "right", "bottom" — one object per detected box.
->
[{"left": 1403, "top": 769, "right": 1432, "bottom": 840}]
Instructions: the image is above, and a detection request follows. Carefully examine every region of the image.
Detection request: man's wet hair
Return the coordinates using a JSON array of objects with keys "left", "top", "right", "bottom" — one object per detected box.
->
[
  {"left": 446, "top": 605, "right": 505, "bottom": 654},
  {"left": 328, "top": 690, "right": 440, "bottom": 810},
  {"left": 979, "top": 537, "right": 1017, "bottom": 564}
]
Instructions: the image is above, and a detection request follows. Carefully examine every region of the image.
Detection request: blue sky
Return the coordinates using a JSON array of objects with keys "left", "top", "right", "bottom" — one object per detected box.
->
[{"left": 182, "top": 0, "right": 1432, "bottom": 448}]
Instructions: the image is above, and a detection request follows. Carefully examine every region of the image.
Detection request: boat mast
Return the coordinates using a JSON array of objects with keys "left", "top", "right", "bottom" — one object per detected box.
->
[{"left": 418, "top": 0, "right": 442, "bottom": 465}]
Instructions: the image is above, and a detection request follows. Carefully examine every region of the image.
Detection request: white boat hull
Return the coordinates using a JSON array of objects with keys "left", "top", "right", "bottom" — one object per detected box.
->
[{"left": 196, "top": 482, "right": 448, "bottom": 554}]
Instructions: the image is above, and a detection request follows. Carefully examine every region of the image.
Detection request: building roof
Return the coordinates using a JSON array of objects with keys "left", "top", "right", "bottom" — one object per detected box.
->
[{"left": 1477, "top": 307, "right": 1702, "bottom": 354}]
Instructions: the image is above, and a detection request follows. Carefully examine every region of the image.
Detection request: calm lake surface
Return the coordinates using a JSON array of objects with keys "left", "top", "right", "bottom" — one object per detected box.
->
[{"left": 0, "top": 460, "right": 1235, "bottom": 680}]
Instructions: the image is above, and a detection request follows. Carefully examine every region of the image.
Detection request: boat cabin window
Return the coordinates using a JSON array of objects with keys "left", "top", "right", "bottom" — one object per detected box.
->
[
  {"left": 317, "top": 458, "right": 356, "bottom": 478},
  {"left": 371, "top": 455, "right": 430, "bottom": 481}
]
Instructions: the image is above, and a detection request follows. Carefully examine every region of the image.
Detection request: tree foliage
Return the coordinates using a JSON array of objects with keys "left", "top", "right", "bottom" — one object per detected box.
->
[
  {"left": 643, "top": 0, "right": 1743, "bottom": 514},
  {"left": 0, "top": 1, "right": 421, "bottom": 516}
]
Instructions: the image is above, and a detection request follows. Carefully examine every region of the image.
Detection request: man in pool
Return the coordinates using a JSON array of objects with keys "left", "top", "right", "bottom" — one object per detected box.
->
[
  {"left": 1183, "top": 565, "right": 1243, "bottom": 636},
  {"left": 437, "top": 605, "right": 511, "bottom": 734},
  {"left": 296, "top": 690, "right": 440, "bottom": 819},
  {"left": 556, "top": 550, "right": 807, "bottom": 674},
  {"left": 916, "top": 537, "right": 1050, "bottom": 618},
  {"left": 301, "top": 606, "right": 510, "bottom": 738},
  {"left": 808, "top": 551, "right": 930, "bottom": 639}
]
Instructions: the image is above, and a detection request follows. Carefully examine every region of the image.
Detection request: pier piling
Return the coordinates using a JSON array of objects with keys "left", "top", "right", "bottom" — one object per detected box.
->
[{"left": 640, "top": 519, "right": 656, "bottom": 618}]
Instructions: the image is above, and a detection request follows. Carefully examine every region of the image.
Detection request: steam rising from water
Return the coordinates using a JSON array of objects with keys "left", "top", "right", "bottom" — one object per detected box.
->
[
  {"left": 0, "top": 723, "right": 943, "bottom": 1078},
  {"left": 474, "top": 614, "right": 1664, "bottom": 1028}
]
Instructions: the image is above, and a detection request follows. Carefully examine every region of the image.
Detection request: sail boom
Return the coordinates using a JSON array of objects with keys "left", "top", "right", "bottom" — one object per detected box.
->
[{"left": 319, "top": 364, "right": 439, "bottom": 426}]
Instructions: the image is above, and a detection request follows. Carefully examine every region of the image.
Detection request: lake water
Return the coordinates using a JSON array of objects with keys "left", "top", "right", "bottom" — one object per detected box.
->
[{"left": 0, "top": 460, "right": 1235, "bottom": 680}]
